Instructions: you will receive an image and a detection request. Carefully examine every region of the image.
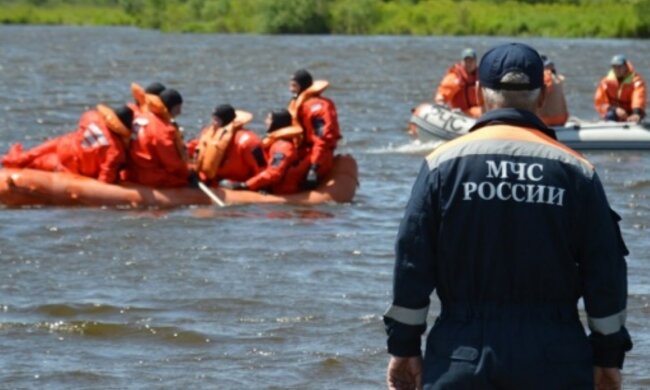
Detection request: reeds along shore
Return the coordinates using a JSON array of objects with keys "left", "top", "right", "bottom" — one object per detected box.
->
[{"left": 2, "top": 0, "right": 650, "bottom": 38}]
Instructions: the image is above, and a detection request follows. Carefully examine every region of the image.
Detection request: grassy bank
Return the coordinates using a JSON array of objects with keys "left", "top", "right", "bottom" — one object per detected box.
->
[{"left": 2, "top": 0, "right": 649, "bottom": 38}]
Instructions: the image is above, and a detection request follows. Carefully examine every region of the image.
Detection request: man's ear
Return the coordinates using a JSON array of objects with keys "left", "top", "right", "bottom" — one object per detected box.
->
[
  {"left": 536, "top": 84, "right": 547, "bottom": 110},
  {"left": 476, "top": 82, "right": 486, "bottom": 111}
]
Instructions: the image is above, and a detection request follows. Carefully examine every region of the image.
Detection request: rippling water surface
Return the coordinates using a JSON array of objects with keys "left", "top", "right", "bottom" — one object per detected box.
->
[{"left": 1, "top": 26, "right": 649, "bottom": 389}]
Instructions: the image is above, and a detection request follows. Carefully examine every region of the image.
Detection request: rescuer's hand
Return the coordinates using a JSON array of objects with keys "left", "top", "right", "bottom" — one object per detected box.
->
[{"left": 387, "top": 355, "right": 423, "bottom": 390}]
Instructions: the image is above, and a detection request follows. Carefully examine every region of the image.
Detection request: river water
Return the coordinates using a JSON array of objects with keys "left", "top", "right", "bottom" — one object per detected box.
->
[{"left": 0, "top": 26, "right": 648, "bottom": 389}]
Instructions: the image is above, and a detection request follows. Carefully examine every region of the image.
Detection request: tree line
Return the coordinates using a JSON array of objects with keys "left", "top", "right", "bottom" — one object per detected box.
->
[{"left": 3, "top": 0, "right": 650, "bottom": 38}]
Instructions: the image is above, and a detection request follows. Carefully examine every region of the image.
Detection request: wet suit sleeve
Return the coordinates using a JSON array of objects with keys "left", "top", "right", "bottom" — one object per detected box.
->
[
  {"left": 97, "top": 136, "right": 125, "bottom": 183},
  {"left": 307, "top": 100, "right": 340, "bottom": 167},
  {"left": 384, "top": 161, "right": 439, "bottom": 357},
  {"left": 594, "top": 79, "right": 611, "bottom": 118},
  {"left": 578, "top": 172, "right": 632, "bottom": 368},
  {"left": 434, "top": 72, "right": 460, "bottom": 104},
  {"left": 245, "top": 142, "right": 292, "bottom": 191},
  {"left": 631, "top": 76, "right": 646, "bottom": 114}
]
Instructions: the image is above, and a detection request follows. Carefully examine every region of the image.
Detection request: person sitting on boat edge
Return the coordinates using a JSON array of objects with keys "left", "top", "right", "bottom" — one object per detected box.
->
[
  {"left": 594, "top": 54, "right": 646, "bottom": 123},
  {"left": 2, "top": 104, "right": 133, "bottom": 184},
  {"left": 122, "top": 88, "right": 191, "bottom": 188},
  {"left": 288, "top": 69, "right": 342, "bottom": 189},
  {"left": 538, "top": 54, "right": 569, "bottom": 126},
  {"left": 225, "top": 109, "right": 311, "bottom": 193},
  {"left": 190, "top": 104, "right": 266, "bottom": 189},
  {"left": 434, "top": 48, "right": 482, "bottom": 118}
]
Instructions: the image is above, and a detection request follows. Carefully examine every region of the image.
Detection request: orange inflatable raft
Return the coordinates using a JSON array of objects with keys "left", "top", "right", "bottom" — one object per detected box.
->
[{"left": 0, "top": 154, "right": 358, "bottom": 208}]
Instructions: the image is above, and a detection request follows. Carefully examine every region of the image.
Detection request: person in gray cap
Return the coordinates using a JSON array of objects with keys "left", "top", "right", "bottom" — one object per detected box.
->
[
  {"left": 384, "top": 42, "right": 631, "bottom": 390},
  {"left": 434, "top": 48, "right": 481, "bottom": 118},
  {"left": 594, "top": 54, "right": 646, "bottom": 123}
]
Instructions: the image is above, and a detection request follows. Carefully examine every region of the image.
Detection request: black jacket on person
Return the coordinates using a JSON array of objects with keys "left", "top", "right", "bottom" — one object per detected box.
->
[{"left": 384, "top": 108, "right": 632, "bottom": 386}]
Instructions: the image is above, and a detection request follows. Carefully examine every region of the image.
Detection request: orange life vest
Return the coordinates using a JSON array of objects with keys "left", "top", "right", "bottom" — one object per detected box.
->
[
  {"left": 435, "top": 63, "right": 480, "bottom": 117},
  {"left": 288, "top": 80, "right": 330, "bottom": 125},
  {"left": 195, "top": 111, "right": 254, "bottom": 180}
]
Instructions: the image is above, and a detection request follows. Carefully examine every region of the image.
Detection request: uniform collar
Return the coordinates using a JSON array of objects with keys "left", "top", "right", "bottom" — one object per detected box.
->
[{"left": 469, "top": 108, "right": 557, "bottom": 139}]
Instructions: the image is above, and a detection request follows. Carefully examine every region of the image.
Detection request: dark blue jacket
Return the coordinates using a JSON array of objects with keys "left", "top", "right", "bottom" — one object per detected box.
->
[{"left": 384, "top": 108, "right": 632, "bottom": 368}]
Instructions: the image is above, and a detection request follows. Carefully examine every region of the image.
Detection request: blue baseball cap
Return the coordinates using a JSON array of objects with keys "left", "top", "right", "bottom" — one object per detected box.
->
[
  {"left": 478, "top": 42, "right": 544, "bottom": 91},
  {"left": 611, "top": 54, "right": 626, "bottom": 66}
]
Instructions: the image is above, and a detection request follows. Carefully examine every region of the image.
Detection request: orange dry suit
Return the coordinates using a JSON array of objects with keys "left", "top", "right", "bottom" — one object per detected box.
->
[
  {"left": 434, "top": 63, "right": 481, "bottom": 118},
  {"left": 539, "top": 69, "right": 569, "bottom": 126},
  {"left": 123, "top": 96, "right": 189, "bottom": 187},
  {"left": 594, "top": 62, "right": 646, "bottom": 120},
  {"left": 288, "top": 80, "right": 342, "bottom": 181},
  {"left": 245, "top": 126, "right": 310, "bottom": 194},
  {"left": 1, "top": 106, "right": 130, "bottom": 183},
  {"left": 191, "top": 120, "right": 266, "bottom": 185}
]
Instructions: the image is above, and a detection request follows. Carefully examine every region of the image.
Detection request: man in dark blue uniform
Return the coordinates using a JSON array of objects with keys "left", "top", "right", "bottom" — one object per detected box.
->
[{"left": 384, "top": 42, "right": 632, "bottom": 390}]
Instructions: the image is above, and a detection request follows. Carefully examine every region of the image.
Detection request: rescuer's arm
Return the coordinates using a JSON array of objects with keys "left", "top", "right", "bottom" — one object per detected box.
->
[
  {"left": 384, "top": 161, "right": 439, "bottom": 358},
  {"left": 578, "top": 172, "right": 632, "bottom": 370}
]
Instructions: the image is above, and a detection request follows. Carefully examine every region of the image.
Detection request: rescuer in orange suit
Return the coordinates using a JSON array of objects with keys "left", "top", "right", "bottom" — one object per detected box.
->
[
  {"left": 2, "top": 104, "right": 133, "bottom": 183},
  {"left": 538, "top": 55, "right": 569, "bottom": 126},
  {"left": 123, "top": 88, "right": 190, "bottom": 187},
  {"left": 594, "top": 54, "right": 646, "bottom": 123},
  {"left": 434, "top": 48, "right": 482, "bottom": 118},
  {"left": 227, "top": 109, "right": 310, "bottom": 194},
  {"left": 190, "top": 104, "right": 266, "bottom": 189},
  {"left": 288, "top": 69, "right": 342, "bottom": 189}
]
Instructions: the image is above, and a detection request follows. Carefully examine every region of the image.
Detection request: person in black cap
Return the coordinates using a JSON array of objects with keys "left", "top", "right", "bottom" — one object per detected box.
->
[
  {"left": 434, "top": 48, "right": 482, "bottom": 118},
  {"left": 189, "top": 104, "right": 265, "bottom": 189},
  {"left": 123, "top": 87, "right": 190, "bottom": 187},
  {"left": 287, "top": 69, "right": 342, "bottom": 189},
  {"left": 239, "top": 109, "right": 311, "bottom": 194},
  {"left": 384, "top": 42, "right": 631, "bottom": 390},
  {"left": 2, "top": 104, "right": 133, "bottom": 184},
  {"left": 594, "top": 54, "right": 646, "bottom": 123}
]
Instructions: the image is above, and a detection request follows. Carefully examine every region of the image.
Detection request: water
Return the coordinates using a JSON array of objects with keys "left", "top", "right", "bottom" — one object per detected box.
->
[{"left": 0, "top": 26, "right": 649, "bottom": 388}]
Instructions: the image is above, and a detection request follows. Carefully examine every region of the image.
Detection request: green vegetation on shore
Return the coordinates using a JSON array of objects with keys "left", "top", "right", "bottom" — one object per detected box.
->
[{"left": 2, "top": 0, "right": 650, "bottom": 38}]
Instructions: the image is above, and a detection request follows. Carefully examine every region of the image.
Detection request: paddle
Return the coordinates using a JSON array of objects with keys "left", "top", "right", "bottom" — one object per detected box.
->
[{"left": 196, "top": 180, "right": 226, "bottom": 207}]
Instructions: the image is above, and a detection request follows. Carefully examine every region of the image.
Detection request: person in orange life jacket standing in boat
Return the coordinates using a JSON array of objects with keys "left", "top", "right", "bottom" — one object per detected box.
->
[
  {"left": 190, "top": 104, "right": 266, "bottom": 190},
  {"left": 385, "top": 42, "right": 631, "bottom": 390},
  {"left": 2, "top": 104, "right": 134, "bottom": 184},
  {"left": 594, "top": 54, "right": 646, "bottom": 123},
  {"left": 234, "top": 109, "right": 311, "bottom": 194},
  {"left": 288, "top": 69, "right": 342, "bottom": 189},
  {"left": 434, "top": 48, "right": 482, "bottom": 118},
  {"left": 538, "top": 55, "right": 569, "bottom": 126},
  {"left": 123, "top": 88, "right": 191, "bottom": 188}
]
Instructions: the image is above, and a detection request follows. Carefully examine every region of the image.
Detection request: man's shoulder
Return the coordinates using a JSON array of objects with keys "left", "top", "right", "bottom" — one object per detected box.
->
[{"left": 425, "top": 124, "right": 594, "bottom": 178}]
